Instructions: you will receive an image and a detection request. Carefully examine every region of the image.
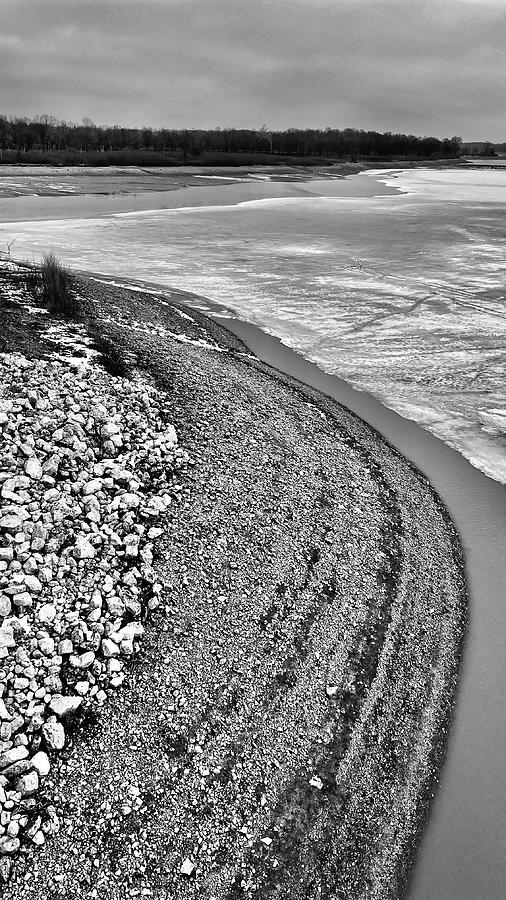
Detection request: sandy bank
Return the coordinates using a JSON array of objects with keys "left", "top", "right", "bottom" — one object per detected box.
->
[
  {"left": 0, "top": 266, "right": 466, "bottom": 899},
  {"left": 0, "top": 163, "right": 362, "bottom": 201}
]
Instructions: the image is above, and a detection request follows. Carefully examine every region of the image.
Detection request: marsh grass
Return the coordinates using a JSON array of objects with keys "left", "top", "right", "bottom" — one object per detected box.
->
[
  {"left": 89, "top": 329, "right": 132, "bottom": 378},
  {"left": 23, "top": 254, "right": 78, "bottom": 317},
  {"left": 39, "top": 253, "right": 78, "bottom": 317}
]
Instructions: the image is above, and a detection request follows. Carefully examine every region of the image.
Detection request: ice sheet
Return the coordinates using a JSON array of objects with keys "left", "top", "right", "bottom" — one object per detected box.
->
[{"left": 1, "top": 167, "right": 505, "bottom": 483}]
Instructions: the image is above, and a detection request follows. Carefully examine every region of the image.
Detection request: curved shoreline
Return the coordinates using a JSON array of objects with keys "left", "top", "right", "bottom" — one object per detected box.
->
[
  {"left": 103, "top": 278, "right": 468, "bottom": 900},
  {"left": 189, "top": 292, "right": 471, "bottom": 898},
  {"left": 203, "top": 302, "right": 468, "bottom": 900},
  {"left": 0, "top": 266, "right": 467, "bottom": 898},
  {"left": 176, "top": 284, "right": 505, "bottom": 900}
]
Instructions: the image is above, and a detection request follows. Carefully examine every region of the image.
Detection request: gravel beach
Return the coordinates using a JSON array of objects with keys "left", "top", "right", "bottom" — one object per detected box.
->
[{"left": 0, "top": 262, "right": 466, "bottom": 900}]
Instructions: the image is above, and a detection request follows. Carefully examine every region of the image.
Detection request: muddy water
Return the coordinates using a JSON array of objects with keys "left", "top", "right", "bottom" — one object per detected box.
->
[{"left": 192, "top": 306, "right": 506, "bottom": 900}]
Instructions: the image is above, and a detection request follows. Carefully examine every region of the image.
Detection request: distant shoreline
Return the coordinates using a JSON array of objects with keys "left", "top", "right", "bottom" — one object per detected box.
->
[{"left": 0, "top": 154, "right": 472, "bottom": 171}]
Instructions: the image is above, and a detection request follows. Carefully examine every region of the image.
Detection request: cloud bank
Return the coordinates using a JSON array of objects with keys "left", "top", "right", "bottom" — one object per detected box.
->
[{"left": 1, "top": 0, "right": 504, "bottom": 139}]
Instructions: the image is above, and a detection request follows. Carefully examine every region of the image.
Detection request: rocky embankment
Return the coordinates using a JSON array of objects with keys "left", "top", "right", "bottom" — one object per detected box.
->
[
  {"left": 0, "top": 262, "right": 466, "bottom": 900},
  {"left": 0, "top": 329, "right": 187, "bottom": 883}
]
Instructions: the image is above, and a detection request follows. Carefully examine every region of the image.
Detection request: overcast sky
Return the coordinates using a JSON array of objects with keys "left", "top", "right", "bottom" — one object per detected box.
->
[{"left": 1, "top": 0, "right": 505, "bottom": 140}]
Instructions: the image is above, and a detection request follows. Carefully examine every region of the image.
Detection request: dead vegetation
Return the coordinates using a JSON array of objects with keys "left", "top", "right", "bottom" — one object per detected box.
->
[{"left": 24, "top": 253, "right": 79, "bottom": 318}]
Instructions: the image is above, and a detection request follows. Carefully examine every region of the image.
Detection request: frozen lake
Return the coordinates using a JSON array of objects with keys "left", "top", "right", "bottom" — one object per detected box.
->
[
  {"left": 0, "top": 165, "right": 505, "bottom": 484},
  {"left": 1, "top": 164, "right": 506, "bottom": 898}
]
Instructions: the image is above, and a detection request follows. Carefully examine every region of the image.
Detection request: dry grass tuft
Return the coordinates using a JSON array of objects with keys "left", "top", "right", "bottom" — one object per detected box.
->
[{"left": 39, "top": 253, "right": 78, "bottom": 317}]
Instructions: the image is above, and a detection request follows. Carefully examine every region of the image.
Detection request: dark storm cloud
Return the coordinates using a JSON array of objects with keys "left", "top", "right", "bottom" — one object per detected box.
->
[{"left": 1, "top": 0, "right": 505, "bottom": 139}]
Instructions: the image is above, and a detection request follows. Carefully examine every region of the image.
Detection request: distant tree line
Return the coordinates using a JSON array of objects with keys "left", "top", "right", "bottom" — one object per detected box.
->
[
  {"left": 461, "top": 140, "right": 505, "bottom": 157},
  {"left": 0, "top": 114, "right": 463, "bottom": 166}
]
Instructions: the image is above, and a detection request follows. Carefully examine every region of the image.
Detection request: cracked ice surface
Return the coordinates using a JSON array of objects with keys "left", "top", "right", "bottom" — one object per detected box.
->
[{"left": 1, "top": 168, "right": 505, "bottom": 482}]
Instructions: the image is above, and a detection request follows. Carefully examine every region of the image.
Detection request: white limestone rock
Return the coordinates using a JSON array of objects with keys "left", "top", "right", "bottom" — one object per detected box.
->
[
  {"left": 30, "top": 751, "right": 50, "bottom": 777},
  {"left": 48, "top": 695, "right": 82, "bottom": 717},
  {"left": 73, "top": 536, "right": 96, "bottom": 560},
  {"left": 41, "top": 721, "right": 65, "bottom": 750},
  {"left": 25, "top": 457, "right": 43, "bottom": 480}
]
